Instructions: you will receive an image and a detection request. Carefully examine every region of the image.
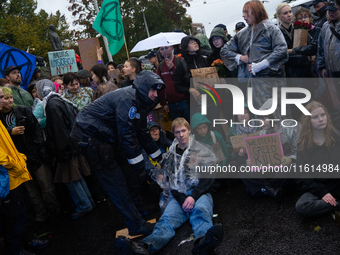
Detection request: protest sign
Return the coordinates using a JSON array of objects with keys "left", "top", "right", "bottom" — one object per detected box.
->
[
  {"left": 78, "top": 38, "right": 100, "bottom": 72},
  {"left": 48, "top": 50, "right": 78, "bottom": 76},
  {"left": 230, "top": 131, "right": 261, "bottom": 154},
  {"left": 190, "top": 67, "right": 219, "bottom": 89},
  {"left": 244, "top": 133, "right": 284, "bottom": 168},
  {"left": 0, "top": 43, "right": 36, "bottom": 90},
  {"left": 108, "top": 69, "right": 120, "bottom": 84}
]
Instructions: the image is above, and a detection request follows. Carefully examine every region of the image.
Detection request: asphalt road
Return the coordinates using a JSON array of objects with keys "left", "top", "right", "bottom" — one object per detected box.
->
[{"left": 1, "top": 180, "right": 340, "bottom": 255}]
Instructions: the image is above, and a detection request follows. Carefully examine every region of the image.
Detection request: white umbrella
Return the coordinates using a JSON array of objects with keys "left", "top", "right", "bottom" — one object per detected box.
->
[{"left": 130, "top": 32, "right": 187, "bottom": 53}]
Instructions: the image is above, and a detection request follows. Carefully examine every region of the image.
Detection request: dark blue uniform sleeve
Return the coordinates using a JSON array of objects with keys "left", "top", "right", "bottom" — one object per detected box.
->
[
  {"left": 115, "top": 97, "right": 161, "bottom": 170},
  {"left": 115, "top": 97, "right": 145, "bottom": 170}
]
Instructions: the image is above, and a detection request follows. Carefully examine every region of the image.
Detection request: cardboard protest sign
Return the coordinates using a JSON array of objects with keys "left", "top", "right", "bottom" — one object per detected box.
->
[
  {"left": 0, "top": 43, "right": 36, "bottom": 90},
  {"left": 108, "top": 69, "right": 120, "bottom": 84},
  {"left": 230, "top": 131, "right": 261, "bottom": 154},
  {"left": 48, "top": 50, "right": 78, "bottom": 76},
  {"left": 78, "top": 37, "right": 100, "bottom": 72},
  {"left": 244, "top": 133, "right": 284, "bottom": 168},
  {"left": 190, "top": 67, "right": 219, "bottom": 89},
  {"left": 147, "top": 103, "right": 165, "bottom": 131}
]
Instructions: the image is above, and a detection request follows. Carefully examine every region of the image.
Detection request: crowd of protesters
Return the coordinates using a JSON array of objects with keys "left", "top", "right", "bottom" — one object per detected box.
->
[{"left": 1, "top": 0, "right": 340, "bottom": 254}]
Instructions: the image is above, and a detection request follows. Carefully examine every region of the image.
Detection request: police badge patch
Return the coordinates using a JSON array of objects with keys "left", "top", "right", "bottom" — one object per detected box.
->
[{"left": 128, "top": 106, "right": 137, "bottom": 119}]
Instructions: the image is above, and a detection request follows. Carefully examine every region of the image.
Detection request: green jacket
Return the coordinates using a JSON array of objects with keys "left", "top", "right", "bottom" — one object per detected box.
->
[
  {"left": 11, "top": 85, "right": 33, "bottom": 108},
  {"left": 191, "top": 112, "right": 232, "bottom": 165}
]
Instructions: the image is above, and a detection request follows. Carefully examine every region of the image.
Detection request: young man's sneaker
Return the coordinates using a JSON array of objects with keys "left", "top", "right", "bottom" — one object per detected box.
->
[
  {"left": 192, "top": 224, "right": 224, "bottom": 255},
  {"left": 115, "top": 236, "right": 149, "bottom": 255}
]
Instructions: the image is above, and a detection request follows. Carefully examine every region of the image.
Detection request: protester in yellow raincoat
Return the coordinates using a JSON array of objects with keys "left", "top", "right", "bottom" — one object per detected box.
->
[{"left": 0, "top": 88, "right": 48, "bottom": 254}]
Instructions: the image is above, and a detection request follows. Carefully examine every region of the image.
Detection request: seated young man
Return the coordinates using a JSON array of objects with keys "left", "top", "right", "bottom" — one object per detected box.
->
[{"left": 115, "top": 117, "right": 224, "bottom": 255}]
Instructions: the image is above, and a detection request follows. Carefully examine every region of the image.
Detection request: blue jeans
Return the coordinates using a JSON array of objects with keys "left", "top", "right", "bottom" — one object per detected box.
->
[
  {"left": 168, "top": 99, "right": 190, "bottom": 123},
  {"left": 143, "top": 192, "right": 213, "bottom": 254},
  {"left": 65, "top": 178, "right": 94, "bottom": 212}
]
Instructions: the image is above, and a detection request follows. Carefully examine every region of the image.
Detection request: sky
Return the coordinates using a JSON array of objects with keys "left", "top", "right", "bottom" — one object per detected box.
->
[
  {"left": 36, "top": 0, "right": 74, "bottom": 24},
  {"left": 36, "top": 0, "right": 298, "bottom": 37}
]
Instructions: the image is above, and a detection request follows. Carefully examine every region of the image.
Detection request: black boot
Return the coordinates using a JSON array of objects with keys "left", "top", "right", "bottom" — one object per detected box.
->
[
  {"left": 115, "top": 236, "right": 149, "bottom": 255},
  {"left": 192, "top": 224, "right": 224, "bottom": 255}
]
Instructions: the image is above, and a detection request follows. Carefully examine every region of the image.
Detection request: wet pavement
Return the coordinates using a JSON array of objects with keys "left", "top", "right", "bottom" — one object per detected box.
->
[{"left": 1, "top": 180, "right": 340, "bottom": 255}]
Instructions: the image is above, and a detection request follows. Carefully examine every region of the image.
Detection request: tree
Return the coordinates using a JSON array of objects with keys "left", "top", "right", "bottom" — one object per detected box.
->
[
  {"left": 0, "top": 0, "right": 73, "bottom": 61},
  {"left": 68, "top": 0, "right": 192, "bottom": 64}
]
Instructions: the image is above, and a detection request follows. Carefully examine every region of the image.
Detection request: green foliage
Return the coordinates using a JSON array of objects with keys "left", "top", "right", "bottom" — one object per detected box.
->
[
  {"left": 68, "top": 0, "right": 192, "bottom": 64},
  {"left": 0, "top": 0, "right": 72, "bottom": 62}
]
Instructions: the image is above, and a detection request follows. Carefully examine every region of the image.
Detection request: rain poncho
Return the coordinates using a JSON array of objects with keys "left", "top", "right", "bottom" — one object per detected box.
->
[
  {"left": 220, "top": 19, "right": 289, "bottom": 117},
  {"left": 220, "top": 19, "right": 288, "bottom": 78},
  {"left": 151, "top": 135, "right": 217, "bottom": 199},
  {"left": 317, "top": 20, "right": 340, "bottom": 76},
  {"left": 0, "top": 121, "right": 31, "bottom": 191}
]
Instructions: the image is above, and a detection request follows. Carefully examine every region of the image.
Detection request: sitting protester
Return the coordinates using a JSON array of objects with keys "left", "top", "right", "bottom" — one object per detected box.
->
[
  {"left": 242, "top": 99, "right": 300, "bottom": 198},
  {"left": 295, "top": 101, "right": 340, "bottom": 217},
  {"left": 226, "top": 105, "right": 261, "bottom": 167},
  {"left": 191, "top": 112, "right": 231, "bottom": 166},
  {"left": 142, "top": 122, "right": 173, "bottom": 178},
  {"left": 115, "top": 118, "right": 223, "bottom": 255}
]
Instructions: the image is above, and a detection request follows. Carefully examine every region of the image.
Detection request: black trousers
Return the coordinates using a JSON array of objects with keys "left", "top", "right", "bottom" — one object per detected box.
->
[
  {"left": 0, "top": 184, "right": 36, "bottom": 255},
  {"left": 84, "top": 139, "right": 145, "bottom": 232}
]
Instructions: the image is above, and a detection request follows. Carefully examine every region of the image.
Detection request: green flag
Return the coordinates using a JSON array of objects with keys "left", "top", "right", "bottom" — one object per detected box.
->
[{"left": 93, "top": 0, "right": 125, "bottom": 56}]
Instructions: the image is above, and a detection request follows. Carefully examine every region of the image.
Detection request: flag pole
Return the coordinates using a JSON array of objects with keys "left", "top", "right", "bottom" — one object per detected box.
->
[
  {"left": 93, "top": 0, "right": 113, "bottom": 62},
  {"left": 124, "top": 35, "right": 129, "bottom": 59}
]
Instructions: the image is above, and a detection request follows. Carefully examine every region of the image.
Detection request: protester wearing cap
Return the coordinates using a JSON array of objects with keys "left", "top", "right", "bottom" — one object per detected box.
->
[
  {"left": 214, "top": 23, "right": 232, "bottom": 40},
  {"left": 77, "top": 69, "right": 92, "bottom": 88},
  {"left": 235, "top": 22, "right": 246, "bottom": 33},
  {"left": 145, "top": 50, "right": 159, "bottom": 73},
  {"left": 5, "top": 66, "right": 33, "bottom": 108},
  {"left": 317, "top": 1, "right": 340, "bottom": 78},
  {"left": 71, "top": 70, "right": 165, "bottom": 236},
  {"left": 310, "top": 0, "right": 328, "bottom": 28}
]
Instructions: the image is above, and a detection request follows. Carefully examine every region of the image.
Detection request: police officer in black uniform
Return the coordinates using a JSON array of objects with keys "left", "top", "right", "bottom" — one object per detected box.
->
[{"left": 71, "top": 70, "right": 165, "bottom": 236}]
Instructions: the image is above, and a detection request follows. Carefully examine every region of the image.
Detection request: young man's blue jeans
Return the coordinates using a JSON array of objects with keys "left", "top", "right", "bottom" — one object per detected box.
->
[
  {"left": 142, "top": 192, "right": 213, "bottom": 254},
  {"left": 65, "top": 178, "right": 94, "bottom": 212}
]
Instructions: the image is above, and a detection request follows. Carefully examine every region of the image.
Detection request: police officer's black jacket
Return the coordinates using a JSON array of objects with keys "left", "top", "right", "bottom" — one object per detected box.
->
[{"left": 74, "top": 70, "right": 164, "bottom": 170}]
